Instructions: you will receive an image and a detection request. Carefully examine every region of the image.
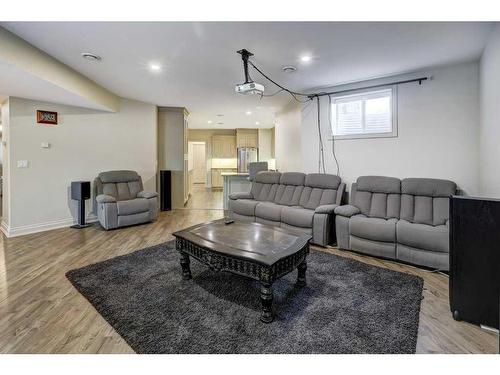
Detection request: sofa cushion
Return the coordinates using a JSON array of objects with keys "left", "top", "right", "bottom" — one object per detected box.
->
[
  {"left": 400, "top": 178, "right": 456, "bottom": 226},
  {"left": 254, "top": 171, "right": 281, "bottom": 184},
  {"left": 274, "top": 185, "right": 304, "bottom": 206},
  {"left": 101, "top": 181, "right": 142, "bottom": 201},
  {"left": 255, "top": 202, "right": 284, "bottom": 222},
  {"left": 251, "top": 183, "right": 279, "bottom": 202},
  {"left": 352, "top": 176, "right": 401, "bottom": 219},
  {"left": 305, "top": 173, "right": 341, "bottom": 189},
  {"left": 299, "top": 187, "right": 338, "bottom": 210},
  {"left": 98, "top": 170, "right": 140, "bottom": 183},
  {"left": 401, "top": 178, "right": 456, "bottom": 197},
  {"left": 396, "top": 219, "right": 449, "bottom": 253},
  {"left": 229, "top": 199, "right": 259, "bottom": 216},
  {"left": 356, "top": 176, "right": 401, "bottom": 194},
  {"left": 117, "top": 198, "right": 150, "bottom": 216},
  {"left": 350, "top": 215, "right": 397, "bottom": 242},
  {"left": 281, "top": 206, "right": 315, "bottom": 228},
  {"left": 280, "top": 172, "right": 306, "bottom": 186}
]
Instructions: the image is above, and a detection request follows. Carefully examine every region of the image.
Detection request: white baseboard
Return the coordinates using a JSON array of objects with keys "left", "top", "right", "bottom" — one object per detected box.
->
[{"left": 1, "top": 214, "right": 98, "bottom": 238}]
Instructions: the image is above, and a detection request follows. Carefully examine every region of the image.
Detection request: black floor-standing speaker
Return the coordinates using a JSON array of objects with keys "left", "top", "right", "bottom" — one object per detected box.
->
[
  {"left": 70, "top": 181, "right": 91, "bottom": 229},
  {"left": 160, "top": 170, "right": 172, "bottom": 211},
  {"left": 449, "top": 195, "right": 499, "bottom": 331}
]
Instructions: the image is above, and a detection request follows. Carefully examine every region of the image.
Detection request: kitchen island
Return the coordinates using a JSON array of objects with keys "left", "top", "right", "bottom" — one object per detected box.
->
[{"left": 222, "top": 172, "right": 251, "bottom": 210}]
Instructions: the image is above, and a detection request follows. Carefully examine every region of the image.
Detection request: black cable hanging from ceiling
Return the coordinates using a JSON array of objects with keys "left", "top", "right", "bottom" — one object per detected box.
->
[{"left": 236, "top": 49, "right": 429, "bottom": 176}]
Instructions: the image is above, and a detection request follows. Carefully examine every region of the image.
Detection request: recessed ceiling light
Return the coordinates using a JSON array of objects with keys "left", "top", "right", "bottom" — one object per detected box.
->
[
  {"left": 207, "top": 120, "right": 213, "bottom": 124},
  {"left": 255, "top": 121, "right": 260, "bottom": 125},
  {"left": 246, "top": 111, "right": 252, "bottom": 115},
  {"left": 282, "top": 65, "right": 297, "bottom": 73},
  {"left": 300, "top": 55, "right": 312, "bottom": 63},
  {"left": 81, "top": 53, "right": 101, "bottom": 61},
  {"left": 149, "top": 63, "right": 162, "bottom": 72}
]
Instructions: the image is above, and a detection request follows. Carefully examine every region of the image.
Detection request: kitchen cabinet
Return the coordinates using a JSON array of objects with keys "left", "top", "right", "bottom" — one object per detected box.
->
[
  {"left": 211, "top": 168, "right": 237, "bottom": 188},
  {"left": 236, "top": 129, "right": 258, "bottom": 148},
  {"left": 212, "top": 135, "right": 236, "bottom": 158}
]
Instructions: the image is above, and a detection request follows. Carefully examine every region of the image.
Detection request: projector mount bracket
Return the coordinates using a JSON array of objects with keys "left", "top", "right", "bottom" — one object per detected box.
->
[{"left": 237, "top": 49, "right": 254, "bottom": 84}]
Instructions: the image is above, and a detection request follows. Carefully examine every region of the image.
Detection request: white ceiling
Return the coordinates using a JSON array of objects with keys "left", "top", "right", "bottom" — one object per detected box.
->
[
  {"left": 0, "top": 22, "right": 495, "bottom": 129},
  {"left": 0, "top": 60, "right": 113, "bottom": 111}
]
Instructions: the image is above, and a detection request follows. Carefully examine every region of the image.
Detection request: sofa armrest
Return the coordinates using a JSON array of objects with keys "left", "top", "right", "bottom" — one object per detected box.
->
[
  {"left": 315, "top": 204, "right": 338, "bottom": 214},
  {"left": 334, "top": 205, "right": 360, "bottom": 218},
  {"left": 336, "top": 183, "right": 346, "bottom": 205},
  {"left": 96, "top": 194, "right": 117, "bottom": 204},
  {"left": 229, "top": 192, "right": 253, "bottom": 200},
  {"left": 137, "top": 191, "right": 158, "bottom": 199}
]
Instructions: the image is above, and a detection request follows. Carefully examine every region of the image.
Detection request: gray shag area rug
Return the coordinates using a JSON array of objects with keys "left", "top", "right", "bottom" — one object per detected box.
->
[{"left": 66, "top": 240, "right": 423, "bottom": 354}]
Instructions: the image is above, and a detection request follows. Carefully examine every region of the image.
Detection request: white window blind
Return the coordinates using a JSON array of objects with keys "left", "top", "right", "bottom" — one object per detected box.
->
[{"left": 332, "top": 87, "right": 397, "bottom": 139}]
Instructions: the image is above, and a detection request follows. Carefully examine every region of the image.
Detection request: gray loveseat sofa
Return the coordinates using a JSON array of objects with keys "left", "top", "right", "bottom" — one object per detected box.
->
[
  {"left": 228, "top": 171, "right": 345, "bottom": 246},
  {"left": 93, "top": 170, "right": 158, "bottom": 230},
  {"left": 335, "top": 176, "right": 456, "bottom": 270}
]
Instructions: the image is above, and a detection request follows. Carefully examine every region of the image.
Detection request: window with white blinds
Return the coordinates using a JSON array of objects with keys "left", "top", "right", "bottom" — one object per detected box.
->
[{"left": 331, "top": 87, "right": 397, "bottom": 139}]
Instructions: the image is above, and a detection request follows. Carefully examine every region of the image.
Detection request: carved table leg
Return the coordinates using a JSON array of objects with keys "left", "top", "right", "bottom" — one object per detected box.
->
[
  {"left": 180, "top": 252, "right": 192, "bottom": 280},
  {"left": 260, "top": 281, "right": 274, "bottom": 323},
  {"left": 296, "top": 260, "right": 307, "bottom": 287}
]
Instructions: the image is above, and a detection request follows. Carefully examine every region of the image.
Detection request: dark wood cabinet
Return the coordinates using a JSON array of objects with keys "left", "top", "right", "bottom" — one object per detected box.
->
[{"left": 449, "top": 196, "right": 499, "bottom": 329}]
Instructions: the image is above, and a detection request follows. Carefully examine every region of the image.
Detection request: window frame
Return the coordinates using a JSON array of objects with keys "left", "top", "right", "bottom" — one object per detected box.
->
[{"left": 331, "top": 85, "right": 398, "bottom": 140}]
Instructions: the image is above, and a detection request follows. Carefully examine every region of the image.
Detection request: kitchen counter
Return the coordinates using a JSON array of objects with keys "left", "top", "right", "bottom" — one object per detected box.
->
[
  {"left": 222, "top": 173, "right": 251, "bottom": 210},
  {"left": 220, "top": 172, "right": 249, "bottom": 176}
]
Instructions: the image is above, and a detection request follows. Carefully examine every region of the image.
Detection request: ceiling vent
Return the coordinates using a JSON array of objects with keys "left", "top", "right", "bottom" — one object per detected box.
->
[
  {"left": 81, "top": 53, "right": 102, "bottom": 61},
  {"left": 282, "top": 65, "right": 297, "bottom": 73}
]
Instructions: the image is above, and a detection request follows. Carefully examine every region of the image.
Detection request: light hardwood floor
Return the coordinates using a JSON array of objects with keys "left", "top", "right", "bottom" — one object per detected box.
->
[
  {"left": 184, "top": 184, "right": 223, "bottom": 210},
  {"left": 0, "top": 208, "right": 497, "bottom": 353}
]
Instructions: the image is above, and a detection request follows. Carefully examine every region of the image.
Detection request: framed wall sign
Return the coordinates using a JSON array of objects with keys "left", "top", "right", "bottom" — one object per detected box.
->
[{"left": 36, "top": 110, "right": 58, "bottom": 125}]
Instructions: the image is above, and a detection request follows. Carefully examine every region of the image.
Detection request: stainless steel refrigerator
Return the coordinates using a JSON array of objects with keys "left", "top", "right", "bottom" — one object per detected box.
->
[{"left": 237, "top": 147, "right": 258, "bottom": 173}]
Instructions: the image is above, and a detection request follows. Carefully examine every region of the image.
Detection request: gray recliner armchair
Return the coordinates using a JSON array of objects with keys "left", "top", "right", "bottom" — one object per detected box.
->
[{"left": 93, "top": 170, "right": 158, "bottom": 230}]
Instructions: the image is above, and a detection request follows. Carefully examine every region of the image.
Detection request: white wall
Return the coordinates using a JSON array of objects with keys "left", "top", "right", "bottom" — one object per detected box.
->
[
  {"left": 258, "top": 128, "right": 272, "bottom": 163},
  {"left": 158, "top": 108, "right": 185, "bottom": 171},
  {"left": 479, "top": 25, "right": 500, "bottom": 198},
  {"left": 275, "top": 102, "right": 302, "bottom": 172},
  {"left": 1, "top": 98, "right": 10, "bottom": 226},
  {"left": 3, "top": 97, "right": 157, "bottom": 235},
  {"left": 299, "top": 62, "right": 480, "bottom": 195}
]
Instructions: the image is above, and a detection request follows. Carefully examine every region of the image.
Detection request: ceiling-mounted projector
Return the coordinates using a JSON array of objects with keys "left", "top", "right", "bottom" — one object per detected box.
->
[
  {"left": 235, "top": 48, "right": 264, "bottom": 96},
  {"left": 235, "top": 82, "right": 264, "bottom": 95}
]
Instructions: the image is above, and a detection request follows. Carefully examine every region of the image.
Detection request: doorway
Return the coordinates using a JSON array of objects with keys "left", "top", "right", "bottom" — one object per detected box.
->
[
  {"left": 192, "top": 142, "right": 206, "bottom": 185},
  {"left": 186, "top": 141, "right": 223, "bottom": 210}
]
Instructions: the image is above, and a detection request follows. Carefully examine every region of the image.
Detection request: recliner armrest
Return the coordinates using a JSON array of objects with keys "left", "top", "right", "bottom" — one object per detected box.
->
[
  {"left": 334, "top": 205, "right": 360, "bottom": 218},
  {"left": 229, "top": 192, "right": 253, "bottom": 200},
  {"left": 137, "top": 191, "right": 158, "bottom": 199},
  {"left": 96, "top": 194, "right": 117, "bottom": 204},
  {"left": 315, "top": 204, "right": 338, "bottom": 214}
]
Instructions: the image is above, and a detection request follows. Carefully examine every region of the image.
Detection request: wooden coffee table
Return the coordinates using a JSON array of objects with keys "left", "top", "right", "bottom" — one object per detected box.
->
[{"left": 173, "top": 219, "right": 311, "bottom": 323}]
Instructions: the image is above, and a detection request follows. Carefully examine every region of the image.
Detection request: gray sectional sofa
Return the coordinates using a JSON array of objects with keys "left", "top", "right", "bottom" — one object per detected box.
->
[
  {"left": 93, "top": 170, "right": 158, "bottom": 230},
  {"left": 335, "top": 176, "right": 456, "bottom": 270},
  {"left": 228, "top": 171, "right": 345, "bottom": 246}
]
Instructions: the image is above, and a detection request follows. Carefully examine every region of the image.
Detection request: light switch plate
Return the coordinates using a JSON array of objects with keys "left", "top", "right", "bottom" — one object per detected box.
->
[
  {"left": 17, "top": 160, "right": 29, "bottom": 168},
  {"left": 41, "top": 142, "right": 50, "bottom": 148}
]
